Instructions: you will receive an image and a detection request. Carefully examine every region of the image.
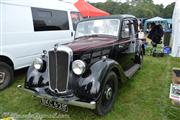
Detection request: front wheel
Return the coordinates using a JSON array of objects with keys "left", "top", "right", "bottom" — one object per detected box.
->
[
  {"left": 95, "top": 71, "right": 118, "bottom": 116},
  {"left": 0, "top": 62, "right": 14, "bottom": 90}
]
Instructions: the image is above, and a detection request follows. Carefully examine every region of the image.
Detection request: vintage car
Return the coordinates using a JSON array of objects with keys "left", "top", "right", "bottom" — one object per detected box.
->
[{"left": 24, "top": 15, "right": 144, "bottom": 115}]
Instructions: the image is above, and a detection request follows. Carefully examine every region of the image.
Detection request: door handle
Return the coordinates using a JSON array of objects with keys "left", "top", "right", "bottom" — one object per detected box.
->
[{"left": 71, "top": 32, "right": 74, "bottom": 37}]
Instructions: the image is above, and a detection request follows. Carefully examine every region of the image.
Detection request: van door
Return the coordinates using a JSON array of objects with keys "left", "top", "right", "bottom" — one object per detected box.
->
[
  {"left": 24, "top": 8, "right": 73, "bottom": 67},
  {"left": 2, "top": 5, "right": 73, "bottom": 69}
]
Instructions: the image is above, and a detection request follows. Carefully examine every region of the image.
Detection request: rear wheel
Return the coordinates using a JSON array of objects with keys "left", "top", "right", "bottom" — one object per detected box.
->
[
  {"left": 95, "top": 71, "right": 118, "bottom": 116},
  {"left": 0, "top": 62, "right": 14, "bottom": 90}
]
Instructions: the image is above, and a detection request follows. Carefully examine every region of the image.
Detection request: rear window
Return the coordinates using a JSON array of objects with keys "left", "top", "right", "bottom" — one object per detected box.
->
[{"left": 31, "top": 7, "right": 69, "bottom": 31}]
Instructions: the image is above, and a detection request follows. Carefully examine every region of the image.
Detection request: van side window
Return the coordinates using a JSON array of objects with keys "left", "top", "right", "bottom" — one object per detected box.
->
[
  {"left": 31, "top": 7, "right": 69, "bottom": 31},
  {"left": 121, "top": 20, "right": 130, "bottom": 38}
]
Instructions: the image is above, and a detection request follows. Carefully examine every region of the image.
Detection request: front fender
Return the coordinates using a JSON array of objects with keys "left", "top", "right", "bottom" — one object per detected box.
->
[
  {"left": 76, "top": 58, "right": 127, "bottom": 101},
  {"left": 25, "top": 55, "right": 49, "bottom": 89}
]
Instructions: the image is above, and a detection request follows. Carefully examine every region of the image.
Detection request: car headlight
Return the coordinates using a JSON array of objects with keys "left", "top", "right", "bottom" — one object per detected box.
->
[
  {"left": 33, "top": 58, "right": 44, "bottom": 71},
  {"left": 72, "top": 60, "right": 86, "bottom": 75}
]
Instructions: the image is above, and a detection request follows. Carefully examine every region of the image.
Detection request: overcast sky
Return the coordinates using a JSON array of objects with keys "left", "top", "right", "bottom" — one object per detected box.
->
[
  {"left": 65, "top": 0, "right": 176, "bottom": 7},
  {"left": 153, "top": 0, "right": 176, "bottom": 6}
]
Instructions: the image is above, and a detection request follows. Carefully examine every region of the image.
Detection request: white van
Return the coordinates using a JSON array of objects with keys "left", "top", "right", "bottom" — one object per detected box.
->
[{"left": 0, "top": 0, "right": 82, "bottom": 89}]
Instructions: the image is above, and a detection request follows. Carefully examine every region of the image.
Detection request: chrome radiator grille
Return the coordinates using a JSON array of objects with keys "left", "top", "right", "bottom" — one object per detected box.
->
[{"left": 48, "top": 47, "right": 72, "bottom": 93}]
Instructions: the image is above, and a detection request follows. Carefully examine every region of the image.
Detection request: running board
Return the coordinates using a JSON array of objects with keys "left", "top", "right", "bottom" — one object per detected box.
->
[{"left": 125, "top": 64, "right": 140, "bottom": 78}]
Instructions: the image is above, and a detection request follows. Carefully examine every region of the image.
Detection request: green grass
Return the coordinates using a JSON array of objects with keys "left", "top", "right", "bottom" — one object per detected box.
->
[{"left": 0, "top": 56, "right": 180, "bottom": 120}]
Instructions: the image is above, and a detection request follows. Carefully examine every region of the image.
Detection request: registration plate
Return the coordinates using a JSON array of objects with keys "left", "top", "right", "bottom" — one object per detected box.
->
[{"left": 41, "top": 98, "right": 68, "bottom": 112}]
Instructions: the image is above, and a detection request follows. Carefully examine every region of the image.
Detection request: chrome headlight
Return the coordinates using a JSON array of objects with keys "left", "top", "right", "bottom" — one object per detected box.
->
[
  {"left": 33, "top": 58, "right": 44, "bottom": 71},
  {"left": 72, "top": 60, "right": 86, "bottom": 75}
]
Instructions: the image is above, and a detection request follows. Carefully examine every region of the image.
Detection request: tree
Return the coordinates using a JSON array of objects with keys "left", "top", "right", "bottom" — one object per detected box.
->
[
  {"left": 90, "top": 1, "right": 175, "bottom": 18},
  {"left": 163, "top": 2, "right": 175, "bottom": 18}
]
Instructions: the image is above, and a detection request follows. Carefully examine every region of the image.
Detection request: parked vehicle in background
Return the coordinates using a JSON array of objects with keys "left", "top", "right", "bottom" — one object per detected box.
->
[
  {"left": 24, "top": 15, "right": 144, "bottom": 115},
  {"left": 0, "top": 0, "right": 82, "bottom": 90}
]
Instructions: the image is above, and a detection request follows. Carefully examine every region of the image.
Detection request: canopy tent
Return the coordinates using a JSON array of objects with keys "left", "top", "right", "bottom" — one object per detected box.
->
[
  {"left": 146, "top": 16, "right": 167, "bottom": 22},
  {"left": 166, "top": 18, "right": 172, "bottom": 24},
  {"left": 165, "top": 18, "right": 172, "bottom": 32},
  {"left": 144, "top": 16, "right": 168, "bottom": 32},
  {"left": 171, "top": 0, "right": 180, "bottom": 57},
  {"left": 74, "top": 0, "right": 110, "bottom": 18}
]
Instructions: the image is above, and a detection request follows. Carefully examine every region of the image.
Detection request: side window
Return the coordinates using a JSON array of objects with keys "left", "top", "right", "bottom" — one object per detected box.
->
[
  {"left": 31, "top": 7, "right": 69, "bottom": 31},
  {"left": 70, "top": 12, "right": 83, "bottom": 30},
  {"left": 121, "top": 20, "right": 130, "bottom": 38}
]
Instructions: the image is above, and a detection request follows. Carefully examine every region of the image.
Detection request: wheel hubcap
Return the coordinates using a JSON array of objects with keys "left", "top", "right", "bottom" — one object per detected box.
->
[
  {"left": 105, "top": 86, "right": 112, "bottom": 100},
  {"left": 0, "top": 72, "right": 6, "bottom": 84}
]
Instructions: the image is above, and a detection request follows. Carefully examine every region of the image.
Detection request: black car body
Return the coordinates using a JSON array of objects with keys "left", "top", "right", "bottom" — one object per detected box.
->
[{"left": 24, "top": 15, "right": 144, "bottom": 115}]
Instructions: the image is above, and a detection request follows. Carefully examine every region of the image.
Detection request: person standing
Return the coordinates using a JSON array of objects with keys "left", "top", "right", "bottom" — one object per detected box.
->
[{"left": 148, "top": 23, "right": 164, "bottom": 47}]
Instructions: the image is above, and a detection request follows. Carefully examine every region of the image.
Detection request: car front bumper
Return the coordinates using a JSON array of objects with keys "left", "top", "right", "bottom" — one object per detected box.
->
[{"left": 19, "top": 85, "right": 96, "bottom": 110}]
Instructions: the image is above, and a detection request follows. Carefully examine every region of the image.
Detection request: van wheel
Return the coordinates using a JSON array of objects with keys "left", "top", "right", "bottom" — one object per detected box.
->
[
  {"left": 95, "top": 71, "right": 118, "bottom": 116},
  {"left": 0, "top": 62, "right": 14, "bottom": 90}
]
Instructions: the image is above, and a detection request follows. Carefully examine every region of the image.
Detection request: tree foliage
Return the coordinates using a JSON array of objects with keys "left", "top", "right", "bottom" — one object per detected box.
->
[
  {"left": 163, "top": 2, "right": 175, "bottom": 18},
  {"left": 91, "top": 1, "right": 175, "bottom": 18}
]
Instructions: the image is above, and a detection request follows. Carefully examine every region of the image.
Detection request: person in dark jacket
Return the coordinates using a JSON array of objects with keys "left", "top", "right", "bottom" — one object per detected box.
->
[{"left": 148, "top": 23, "right": 164, "bottom": 47}]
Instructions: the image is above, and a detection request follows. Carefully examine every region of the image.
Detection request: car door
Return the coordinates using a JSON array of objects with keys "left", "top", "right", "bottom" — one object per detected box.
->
[
  {"left": 115, "top": 19, "right": 136, "bottom": 71},
  {"left": 128, "top": 19, "right": 137, "bottom": 64}
]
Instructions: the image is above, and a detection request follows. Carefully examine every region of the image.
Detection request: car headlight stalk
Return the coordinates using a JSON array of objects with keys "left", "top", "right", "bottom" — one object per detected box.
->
[{"left": 72, "top": 60, "right": 86, "bottom": 75}]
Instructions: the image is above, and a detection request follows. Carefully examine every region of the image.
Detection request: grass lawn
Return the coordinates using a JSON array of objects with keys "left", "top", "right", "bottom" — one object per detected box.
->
[{"left": 0, "top": 56, "right": 180, "bottom": 120}]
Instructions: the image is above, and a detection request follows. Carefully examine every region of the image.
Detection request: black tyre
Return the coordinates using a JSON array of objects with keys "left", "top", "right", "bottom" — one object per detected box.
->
[
  {"left": 0, "top": 62, "right": 14, "bottom": 90},
  {"left": 95, "top": 71, "right": 118, "bottom": 116}
]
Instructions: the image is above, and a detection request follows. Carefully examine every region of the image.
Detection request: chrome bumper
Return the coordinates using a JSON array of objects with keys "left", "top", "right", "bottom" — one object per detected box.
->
[{"left": 19, "top": 86, "right": 96, "bottom": 110}]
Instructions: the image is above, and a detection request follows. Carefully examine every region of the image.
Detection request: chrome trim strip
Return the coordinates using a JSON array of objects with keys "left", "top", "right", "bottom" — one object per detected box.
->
[{"left": 55, "top": 50, "right": 58, "bottom": 92}]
